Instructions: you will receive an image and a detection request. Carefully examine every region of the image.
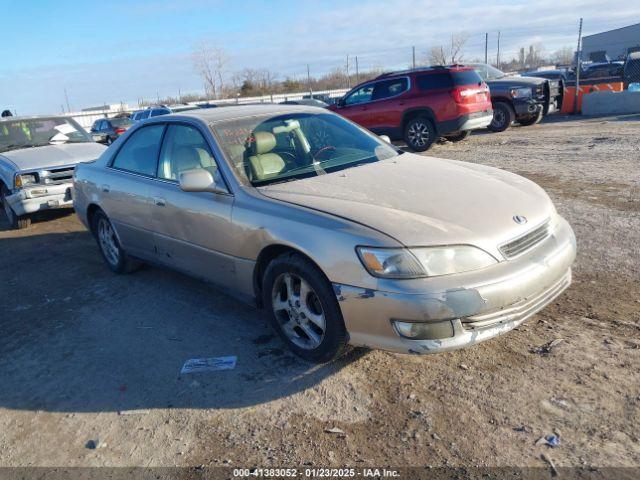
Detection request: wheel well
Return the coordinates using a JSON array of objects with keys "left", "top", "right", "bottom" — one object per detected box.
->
[
  {"left": 253, "top": 244, "right": 326, "bottom": 308},
  {"left": 401, "top": 109, "right": 436, "bottom": 131},
  {"left": 86, "top": 204, "right": 102, "bottom": 233}
]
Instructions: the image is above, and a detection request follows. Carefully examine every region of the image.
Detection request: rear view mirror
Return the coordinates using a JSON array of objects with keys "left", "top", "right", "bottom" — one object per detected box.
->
[
  {"left": 179, "top": 168, "right": 226, "bottom": 194},
  {"left": 336, "top": 98, "right": 346, "bottom": 108}
]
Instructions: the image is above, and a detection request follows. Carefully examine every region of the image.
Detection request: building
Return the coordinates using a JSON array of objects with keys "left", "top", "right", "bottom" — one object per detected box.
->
[
  {"left": 81, "top": 103, "right": 129, "bottom": 112},
  {"left": 581, "top": 22, "right": 640, "bottom": 62}
]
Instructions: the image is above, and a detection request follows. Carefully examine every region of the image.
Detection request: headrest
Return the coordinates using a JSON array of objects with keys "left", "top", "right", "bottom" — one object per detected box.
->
[
  {"left": 175, "top": 146, "right": 202, "bottom": 173},
  {"left": 252, "top": 131, "right": 276, "bottom": 155}
]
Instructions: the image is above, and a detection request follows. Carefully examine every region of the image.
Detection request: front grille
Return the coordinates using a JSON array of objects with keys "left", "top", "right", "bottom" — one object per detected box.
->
[
  {"left": 42, "top": 166, "right": 75, "bottom": 185},
  {"left": 499, "top": 221, "right": 550, "bottom": 259}
]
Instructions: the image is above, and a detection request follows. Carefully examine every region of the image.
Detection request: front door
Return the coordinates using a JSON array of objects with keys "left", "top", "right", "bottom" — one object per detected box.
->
[
  {"left": 101, "top": 124, "right": 166, "bottom": 260},
  {"left": 337, "top": 83, "right": 374, "bottom": 127},
  {"left": 147, "top": 123, "right": 235, "bottom": 286}
]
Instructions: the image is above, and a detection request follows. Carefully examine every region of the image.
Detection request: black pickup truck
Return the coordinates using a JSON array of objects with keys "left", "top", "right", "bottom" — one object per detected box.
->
[{"left": 469, "top": 63, "right": 562, "bottom": 132}]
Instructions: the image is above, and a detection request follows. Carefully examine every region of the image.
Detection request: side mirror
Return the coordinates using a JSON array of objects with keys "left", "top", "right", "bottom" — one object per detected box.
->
[
  {"left": 179, "top": 168, "right": 226, "bottom": 194},
  {"left": 379, "top": 135, "right": 391, "bottom": 143},
  {"left": 336, "top": 98, "right": 346, "bottom": 108}
]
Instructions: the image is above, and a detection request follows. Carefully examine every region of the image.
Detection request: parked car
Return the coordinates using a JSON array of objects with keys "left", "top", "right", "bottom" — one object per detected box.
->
[
  {"left": 90, "top": 117, "right": 133, "bottom": 145},
  {"left": 623, "top": 52, "right": 640, "bottom": 89},
  {"left": 469, "top": 63, "right": 562, "bottom": 132},
  {"left": 580, "top": 61, "right": 624, "bottom": 82},
  {"left": 328, "top": 66, "right": 493, "bottom": 151},
  {"left": 0, "top": 115, "right": 106, "bottom": 228},
  {"left": 280, "top": 98, "right": 329, "bottom": 107},
  {"left": 73, "top": 105, "right": 576, "bottom": 362},
  {"left": 131, "top": 106, "right": 172, "bottom": 122}
]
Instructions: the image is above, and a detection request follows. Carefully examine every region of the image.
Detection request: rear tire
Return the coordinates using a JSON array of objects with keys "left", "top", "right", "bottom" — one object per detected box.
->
[
  {"left": 443, "top": 130, "right": 472, "bottom": 142},
  {"left": 487, "top": 101, "right": 515, "bottom": 132},
  {"left": 262, "top": 252, "right": 349, "bottom": 363},
  {"left": 1, "top": 185, "right": 31, "bottom": 229},
  {"left": 404, "top": 117, "right": 436, "bottom": 152},
  {"left": 517, "top": 109, "right": 543, "bottom": 126},
  {"left": 106, "top": 136, "right": 113, "bottom": 145},
  {"left": 91, "top": 209, "right": 141, "bottom": 274}
]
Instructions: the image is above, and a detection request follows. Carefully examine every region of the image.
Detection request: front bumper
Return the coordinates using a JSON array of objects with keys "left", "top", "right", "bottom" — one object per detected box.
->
[
  {"left": 334, "top": 216, "right": 576, "bottom": 355},
  {"left": 6, "top": 183, "right": 73, "bottom": 216}
]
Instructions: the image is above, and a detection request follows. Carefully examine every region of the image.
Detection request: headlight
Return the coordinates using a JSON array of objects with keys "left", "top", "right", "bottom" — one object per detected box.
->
[
  {"left": 356, "top": 247, "right": 425, "bottom": 279},
  {"left": 510, "top": 87, "right": 532, "bottom": 99},
  {"left": 357, "top": 246, "right": 497, "bottom": 279},
  {"left": 15, "top": 173, "right": 39, "bottom": 188}
]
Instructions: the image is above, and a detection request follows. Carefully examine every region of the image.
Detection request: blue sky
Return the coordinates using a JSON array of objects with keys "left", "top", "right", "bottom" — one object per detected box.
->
[{"left": 1, "top": 0, "right": 638, "bottom": 115}]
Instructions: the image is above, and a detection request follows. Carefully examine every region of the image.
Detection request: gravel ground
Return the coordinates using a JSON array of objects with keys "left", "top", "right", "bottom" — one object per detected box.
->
[{"left": 0, "top": 114, "right": 638, "bottom": 473}]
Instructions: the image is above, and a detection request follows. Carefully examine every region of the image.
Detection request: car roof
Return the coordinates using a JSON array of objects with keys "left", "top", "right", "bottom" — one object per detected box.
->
[
  {"left": 174, "top": 103, "right": 324, "bottom": 123},
  {"left": 0, "top": 114, "right": 72, "bottom": 123}
]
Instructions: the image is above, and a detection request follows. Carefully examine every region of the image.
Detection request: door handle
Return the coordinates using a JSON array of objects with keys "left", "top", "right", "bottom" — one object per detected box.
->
[
  {"left": 101, "top": 184, "right": 110, "bottom": 193},
  {"left": 153, "top": 197, "right": 166, "bottom": 207}
]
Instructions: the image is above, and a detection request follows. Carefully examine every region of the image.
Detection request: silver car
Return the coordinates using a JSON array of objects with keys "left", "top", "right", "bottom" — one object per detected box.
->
[
  {"left": 1, "top": 115, "right": 106, "bottom": 228},
  {"left": 73, "top": 105, "right": 576, "bottom": 362}
]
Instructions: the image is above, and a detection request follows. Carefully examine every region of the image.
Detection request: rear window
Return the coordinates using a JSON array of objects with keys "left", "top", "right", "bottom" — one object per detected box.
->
[
  {"left": 111, "top": 117, "right": 132, "bottom": 127},
  {"left": 416, "top": 70, "right": 482, "bottom": 90}
]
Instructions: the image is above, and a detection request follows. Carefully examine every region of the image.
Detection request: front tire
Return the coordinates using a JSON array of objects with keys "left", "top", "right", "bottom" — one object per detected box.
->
[
  {"left": 92, "top": 210, "right": 141, "bottom": 274},
  {"left": 517, "top": 109, "right": 543, "bottom": 126},
  {"left": 262, "top": 253, "right": 349, "bottom": 363},
  {"left": 487, "top": 101, "right": 515, "bottom": 132},
  {"left": 1, "top": 185, "right": 31, "bottom": 229},
  {"left": 404, "top": 117, "right": 436, "bottom": 152}
]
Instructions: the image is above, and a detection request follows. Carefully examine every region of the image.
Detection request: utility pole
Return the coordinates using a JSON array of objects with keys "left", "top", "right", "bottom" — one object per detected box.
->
[
  {"left": 496, "top": 30, "right": 501, "bottom": 68},
  {"left": 346, "top": 55, "right": 351, "bottom": 88},
  {"left": 484, "top": 33, "right": 488, "bottom": 64},
  {"left": 306, "top": 64, "right": 312, "bottom": 96},
  {"left": 355, "top": 56, "right": 359, "bottom": 84},
  {"left": 63, "top": 88, "right": 71, "bottom": 113},
  {"left": 574, "top": 17, "right": 584, "bottom": 114},
  {"left": 412, "top": 46, "right": 416, "bottom": 69}
]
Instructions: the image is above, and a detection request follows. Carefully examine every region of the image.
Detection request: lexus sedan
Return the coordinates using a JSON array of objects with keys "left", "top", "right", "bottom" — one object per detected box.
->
[{"left": 73, "top": 105, "right": 576, "bottom": 362}]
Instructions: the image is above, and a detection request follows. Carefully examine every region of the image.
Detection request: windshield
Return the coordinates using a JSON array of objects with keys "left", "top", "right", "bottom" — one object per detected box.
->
[
  {"left": 0, "top": 117, "right": 91, "bottom": 153},
  {"left": 212, "top": 112, "right": 401, "bottom": 186},
  {"left": 471, "top": 64, "right": 506, "bottom": 81}
]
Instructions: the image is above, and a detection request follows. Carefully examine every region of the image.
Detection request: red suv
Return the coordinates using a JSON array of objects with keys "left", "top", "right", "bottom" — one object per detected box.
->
[{"left": 328, "top": 66, "right": 493, "bottom": 151}]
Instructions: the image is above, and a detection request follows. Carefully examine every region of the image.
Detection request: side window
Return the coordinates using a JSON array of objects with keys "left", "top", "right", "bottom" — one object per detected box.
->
[
  {"left": 157, "top": 124, "right": 220, "bottom": 183},
  {"left": 139, "top": 110, "right": 151, "bottom": 120},
  {"left": 111, "top": 125, "right": 164, "bottom": 176},
  {"left": 416, "top": 73, "right": 453, "bottom": 90},
  {"left": 345, "top": 84, "right": 374, "bottom": 105},
  {"left": 372, "top": 78, "right": 408, "bottom": 100},
  {"left": 151, "top": 108, "right": 170, "bottom": 117}
]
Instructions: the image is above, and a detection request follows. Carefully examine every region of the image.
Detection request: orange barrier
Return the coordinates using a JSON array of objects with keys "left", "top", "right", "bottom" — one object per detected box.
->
[{"left": 561, "top": 81, "right": 624, "bottom": 113}]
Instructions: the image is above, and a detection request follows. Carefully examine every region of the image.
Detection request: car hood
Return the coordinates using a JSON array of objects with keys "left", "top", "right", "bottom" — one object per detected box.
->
[
  {"left": 487, "top": 75, "right": 546, "bottom": 87},
  {"left": 258, "top": 154, "right": 556, "bottom": 257},
  {"left": 0, "top": 142, "right": 107, "bottom": 172}
]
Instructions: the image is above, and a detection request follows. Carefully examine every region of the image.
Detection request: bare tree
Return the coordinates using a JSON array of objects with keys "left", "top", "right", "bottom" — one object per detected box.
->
[
  {"left": 427, "top": 33, "right": 469, "bottom": 66},
  {"left": 192, "top": 41, "right": 228, "bottom": 99},
  {"left": 551, "top": 46, "right": 574, "bottom": 66}
]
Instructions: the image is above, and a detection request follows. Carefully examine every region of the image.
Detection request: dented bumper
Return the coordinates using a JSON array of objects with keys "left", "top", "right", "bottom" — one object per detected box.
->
[
  {"left": 6, "top": 184, "right": 74, "bottom": 216},
  {"left": 334, "top": 217, "right": 576, "bottom": 354}
]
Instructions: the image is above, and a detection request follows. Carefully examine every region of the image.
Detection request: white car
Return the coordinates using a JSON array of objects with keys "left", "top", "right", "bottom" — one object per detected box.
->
[{"left": 0, "top": 115, "right": 106, "bottom": 228}]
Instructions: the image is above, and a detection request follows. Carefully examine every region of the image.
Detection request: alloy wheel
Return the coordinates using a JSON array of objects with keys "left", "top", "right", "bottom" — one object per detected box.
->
[
  {"left": 271, "top": 273, "right": 326, "bottom": 350},
  {"left": 98, "top": 218, "right": 120, "bottom": 266},
  {"left": 407, "top": 121, "right": 431, "bottom": 148}
]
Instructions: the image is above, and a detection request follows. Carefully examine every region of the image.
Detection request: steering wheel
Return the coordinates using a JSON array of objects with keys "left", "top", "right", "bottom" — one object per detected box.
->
[{"left": 312, "top": 145, "right": 336, "bottom": 162}]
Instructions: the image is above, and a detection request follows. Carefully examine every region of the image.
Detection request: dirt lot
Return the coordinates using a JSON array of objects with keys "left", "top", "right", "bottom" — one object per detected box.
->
[{"left": 1, "top": 115, "right": 639, "bottom": 473}]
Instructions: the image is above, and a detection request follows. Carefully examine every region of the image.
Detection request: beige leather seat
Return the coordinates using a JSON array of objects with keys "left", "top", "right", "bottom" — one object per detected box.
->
[
  {"left": 174, "top": 146, "right": 203, "bottom": 177},
  {"left": 248, "top": 131, "right": 286, "bottom": 181}
]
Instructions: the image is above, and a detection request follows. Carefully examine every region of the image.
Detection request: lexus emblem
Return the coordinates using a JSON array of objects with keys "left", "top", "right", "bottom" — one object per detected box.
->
[{"left": 513, "top": 215, "right": 528, "bottom": 225}]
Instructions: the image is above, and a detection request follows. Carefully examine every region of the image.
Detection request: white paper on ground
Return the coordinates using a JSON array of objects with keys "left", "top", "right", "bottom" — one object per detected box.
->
[{"left": 180, "top": 356, "right": 237, "bottom": 374}]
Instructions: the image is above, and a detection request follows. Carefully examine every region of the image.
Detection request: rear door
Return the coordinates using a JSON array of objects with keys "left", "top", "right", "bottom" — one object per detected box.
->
[
  {"left": 100, "top": 124, "right": 165, "bottom": 259},
  {"left": 336, "top": 83, "right": 374, "bottom": 127},
  {"left": 147, "top": 122, "right": 235, "bottom": 286},
  {"left": 367, "top": 77, "right": 409, "bottom": 134}
]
